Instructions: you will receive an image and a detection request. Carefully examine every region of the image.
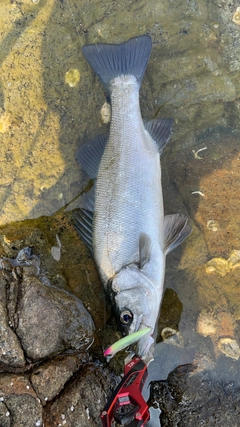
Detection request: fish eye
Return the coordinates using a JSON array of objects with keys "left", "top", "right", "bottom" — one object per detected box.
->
[{"left": 119, "top": 309, "right": 133, "bottom": 325}]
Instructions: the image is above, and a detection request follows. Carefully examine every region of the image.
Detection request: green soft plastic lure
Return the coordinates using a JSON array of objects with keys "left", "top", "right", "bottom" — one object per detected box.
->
[{"left": 104, "top": 327, "right": 152, "bottom": 357}]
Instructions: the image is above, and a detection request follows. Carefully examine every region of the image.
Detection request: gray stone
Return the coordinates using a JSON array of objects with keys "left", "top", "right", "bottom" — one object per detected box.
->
[
  {"left": 16, "top": 276, "right": 95, "bottom": 361},
  {"left": 31, "top": 354, "right": 85, "bottom": 405},
  {"left": 0, "top": 274, "right": 25, "bottom": 368},
  {"left": 0, "top": 374, "right": 43, "bottom": 427},
  {"left": 44, "top": 364, "right": 118, "bottom": 427},
  {"left": 0, "top": 401, "right": 11, "bottom": 427}
]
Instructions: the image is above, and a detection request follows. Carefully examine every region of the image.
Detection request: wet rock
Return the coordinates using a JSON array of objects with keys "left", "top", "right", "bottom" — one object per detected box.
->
[
  {"left": 150, "top": 364, "right": 240, "bottom": 426},
  {"left": 44, "top": 364, "right": 118, "bottom": 427},
  {"left": 31, "top": 354, "right": 85, "bottom": 405},
  {"left": 0, "top": 274, "right": 25, "bottom": 368},
  {"left": 0, "top": 374, "right": 43, "bottom": 427},
  {"left": 0, "top": 248, "right": 95, "bottom": 367},
  {"left": 197, "top": 309, "right": 240, "bottom": 360},
  {"left": 0, "top": 401, "right": 11, "bottom": 427},
  {"left": 16, "top": 275, "right": 94, "bottom": 361}
]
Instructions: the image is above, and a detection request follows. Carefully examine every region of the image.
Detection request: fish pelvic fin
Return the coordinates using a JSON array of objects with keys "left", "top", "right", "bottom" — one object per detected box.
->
[
  {"left": 164, "top": 214, "right": 192, "bottom": 254},
  {"left": 144, "top": 118, "right": 173, "bottom": 154},
  {"left": 82, "top": 35, "right": 152, "bottom": 94}
]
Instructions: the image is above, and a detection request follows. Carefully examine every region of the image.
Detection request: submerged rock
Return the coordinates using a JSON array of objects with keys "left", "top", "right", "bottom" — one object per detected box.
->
[
  {"left": 0, "top": 274, "right": 25, "bottom": 368},
  {"left": 150, "top": 363, "right": 240, "bottom": 426}
]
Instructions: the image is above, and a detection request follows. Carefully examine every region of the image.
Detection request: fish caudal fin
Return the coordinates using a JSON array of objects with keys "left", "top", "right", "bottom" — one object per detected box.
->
[
  {"left": 82, "top": 35, "right": 152, "bottom": 93},
  {"left": 164, "top": 214, "right": 192, "bottom": 254}
]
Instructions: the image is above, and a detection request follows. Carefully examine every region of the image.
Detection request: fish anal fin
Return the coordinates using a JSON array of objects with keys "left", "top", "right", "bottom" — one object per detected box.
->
[
  {"left": 76, "top": 134, "right": 108, "bottom": 178},
  {"left": 164, "top": 214, "right": 192, "bottom": 254},
  {"left": 139, "top": 232, "right": 152, "bottom": 269},
  {"left": 73, "top": 209, "right": 93, "bottom": 252},
  {"left": 144, "top": 119, "right": 173, "bottom": 154}
]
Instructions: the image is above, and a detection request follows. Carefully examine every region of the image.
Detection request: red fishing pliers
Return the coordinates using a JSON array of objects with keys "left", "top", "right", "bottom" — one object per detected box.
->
[{"left": 101, "top": 357, "right": 150, "bottom": 427}]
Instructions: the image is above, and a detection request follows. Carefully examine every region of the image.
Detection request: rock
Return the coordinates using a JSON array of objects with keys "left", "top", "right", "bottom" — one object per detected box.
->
[
  {"left": 0, "top": 274, "right": 25, "bottom": 369},
  {"left": 16, "top": 275, "right": 95, "bottom": 361},
  {"left": 44, "top": 364, "right": 118, "bottom": 427},
  {"left": 31, "top": 354, "right": 86, "bottom": 405},
  {"left": 0, "top": 401, "right": 11, "bottom": 427},
  {"left": 0, "top": 374, "right": 43, "bottom": 427},
  {"left": 150, "top": 363, "right": 240, "bottom": 426},
  {"left": 0, "top": 248, "right": 95, "bottom": 366}
]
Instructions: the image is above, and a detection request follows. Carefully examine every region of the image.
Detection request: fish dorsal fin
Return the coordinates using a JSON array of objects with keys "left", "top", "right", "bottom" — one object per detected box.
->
[
  {"left": 144, "top": 119, "right": 173, "bottom": 154},
  {"left": 139, "top": 232, "right": 152, "bottom": 269},
  {"left": 76, "top": 134, "right": 108, "bottom": 178},
  {"left": 164, "top": 214, "right": 192, "bottom": 254},
  {"left": 73, "top": 209, "right": 93, "bottom": 252}
]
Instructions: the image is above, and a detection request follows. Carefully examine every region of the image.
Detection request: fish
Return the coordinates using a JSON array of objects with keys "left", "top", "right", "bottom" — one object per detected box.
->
[
  {"left": 104, "top": 327, "right": 152, "bottom": 358},
  {"left": 74, "top": 35, "right": 191, "bottom": 360}
]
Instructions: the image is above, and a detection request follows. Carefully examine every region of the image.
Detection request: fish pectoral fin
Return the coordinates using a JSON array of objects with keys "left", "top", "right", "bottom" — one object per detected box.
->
[
  {"left": 139, "top": 232, "right": 152, "bottom": 269},
  {"left": 144, "top": 118, "right": 173, "bottom": 154},
  {"left": 164, "top": 214, "right": 192, "bottom": 254},
  {"left": 72, "top": 209, "right": 93, "bottom": 252},
  {"left": 76, "top": 134, "right": 108, "bottom": 178}
]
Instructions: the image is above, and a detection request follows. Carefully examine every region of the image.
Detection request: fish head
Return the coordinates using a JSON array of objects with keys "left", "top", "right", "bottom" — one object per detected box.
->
[{"left": 111, "top": 264, "right": 159, "bottom": 358}]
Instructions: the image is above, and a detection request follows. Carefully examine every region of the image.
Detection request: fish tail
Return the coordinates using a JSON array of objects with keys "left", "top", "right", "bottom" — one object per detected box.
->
[{"left": 82, "top": 35, "right": 152, "bottom": 93}]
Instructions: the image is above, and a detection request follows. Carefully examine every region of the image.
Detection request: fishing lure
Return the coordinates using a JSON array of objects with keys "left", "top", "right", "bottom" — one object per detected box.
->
[{"left": 104, "top": 327, "right": 151, "bottom": 358}]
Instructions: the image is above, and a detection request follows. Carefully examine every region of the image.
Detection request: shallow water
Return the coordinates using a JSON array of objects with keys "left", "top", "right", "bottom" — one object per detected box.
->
[{"left": 1, "top": 0, "right": 240, "bottom": 425}]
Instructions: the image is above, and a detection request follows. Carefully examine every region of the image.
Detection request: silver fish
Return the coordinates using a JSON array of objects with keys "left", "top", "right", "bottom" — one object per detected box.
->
[{"left": 75, "top": 35, "right": 191, "bottom": 360}]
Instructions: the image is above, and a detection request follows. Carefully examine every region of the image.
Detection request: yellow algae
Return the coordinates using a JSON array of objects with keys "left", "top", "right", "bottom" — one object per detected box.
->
[
  {"left": 0, "top": 114, "right": 10, "bottom": 133},
  {"left": 65, "top": 69, "right": 81, "bottom": 87},
  {"left": 205, "top": 257, "right": 230, "bottom": 276},
  {"left": 232, "top": 7, "right": 240, "bottom": 25},
  {"left": 197, "top": 311, "right": 217, "bottom": 337},
  {"left": 206, "top": 250, "right": 240, "bottom": 276}
]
